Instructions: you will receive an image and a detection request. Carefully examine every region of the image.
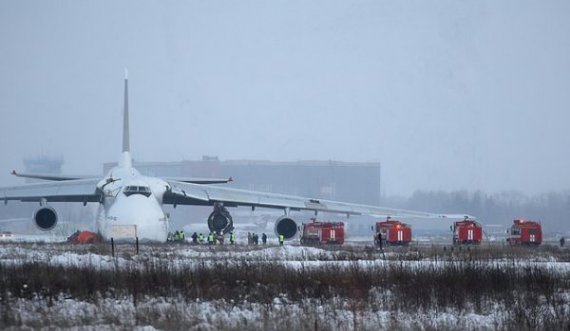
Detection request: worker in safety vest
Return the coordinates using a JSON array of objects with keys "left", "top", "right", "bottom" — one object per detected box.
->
[
  {"left": 279, "top": 234, "right": 284, "bottom": 246},
  {"left": 230, "top": 231, "right": 236, "bottom": 245},
  {"left": 208, "top": 232, "right": 215, "bottom": 245},
  {"left": 180, "top": 230, "right": 185, "bottom": 241},
  {"left": 198, "top": 233, "right": 204, "bottom": 244}
]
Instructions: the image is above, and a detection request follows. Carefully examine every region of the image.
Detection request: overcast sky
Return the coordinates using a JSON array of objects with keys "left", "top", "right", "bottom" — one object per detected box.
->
[{"left": 0, "top": 1, "right": 569, "bottom": 196}]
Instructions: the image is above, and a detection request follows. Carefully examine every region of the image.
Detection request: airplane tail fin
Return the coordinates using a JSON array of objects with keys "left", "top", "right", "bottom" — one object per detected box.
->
[
  {"left": 120, "top": 70, "right": 132, "bottom": 168},
  {"left": 123, "top": 70, "right": 130, "bottom": 153}
]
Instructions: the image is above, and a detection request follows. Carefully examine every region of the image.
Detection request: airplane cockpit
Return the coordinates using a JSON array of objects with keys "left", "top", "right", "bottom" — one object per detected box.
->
[{"left": 123, "top": 185, "right": 152, "bottom": 197}]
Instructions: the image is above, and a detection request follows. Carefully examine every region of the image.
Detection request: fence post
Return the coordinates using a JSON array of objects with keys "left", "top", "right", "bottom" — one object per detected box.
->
[
  {"left": 111, "top": 237, "right": 115, "bottom": 257},
  {"left": 136, "top": 237, "right": 139, "bottom": 255}
]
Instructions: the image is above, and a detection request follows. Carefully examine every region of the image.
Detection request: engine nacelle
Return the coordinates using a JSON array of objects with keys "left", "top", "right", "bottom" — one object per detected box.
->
[
  {"left": 207, "top": 204, "right": 234, "bottom": 234},
  {"left": 274, "top": 215, "right": 298, "bottom": 240},
  {"left": 33, "top": 207, "right": 58, "bottom": 231}
]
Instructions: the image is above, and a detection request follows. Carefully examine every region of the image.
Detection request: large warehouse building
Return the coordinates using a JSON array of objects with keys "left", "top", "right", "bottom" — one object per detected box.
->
[{"left": 104, "top": 156, "right": 382, "bottom": 205}]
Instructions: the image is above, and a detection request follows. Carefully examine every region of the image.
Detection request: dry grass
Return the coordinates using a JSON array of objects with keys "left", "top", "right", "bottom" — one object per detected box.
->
[{"left": 1, "top": 242, "right": 569, "bottom": 330}]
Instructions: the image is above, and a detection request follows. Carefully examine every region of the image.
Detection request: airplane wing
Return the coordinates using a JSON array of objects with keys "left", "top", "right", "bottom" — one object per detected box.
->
[
  {"left": 11, "top": 170, "right": 94, "bottom": 181},
  {"left": 163, "top": 180, "right": 464, "bottom": 218},
  {"left": 0, "top": 179, "right": 102, "bottom": 203},
  {"left": 165, "top": 176, "right": 233, "bottom": 184}
]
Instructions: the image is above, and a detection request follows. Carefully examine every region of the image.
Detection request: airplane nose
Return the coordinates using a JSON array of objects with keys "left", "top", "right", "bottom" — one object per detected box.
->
[{"left": 102, "top": 195, "right": 168, "bottom": 241}]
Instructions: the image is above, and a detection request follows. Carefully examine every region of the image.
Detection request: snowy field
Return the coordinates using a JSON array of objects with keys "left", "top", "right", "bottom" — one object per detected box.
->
[{"left": 1, "top": 237, "right": 570, "bottom": 330}]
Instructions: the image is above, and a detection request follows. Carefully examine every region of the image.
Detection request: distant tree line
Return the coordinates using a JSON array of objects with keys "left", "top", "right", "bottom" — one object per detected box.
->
[{"left": 383, "top": 190, "right": 570, "bottom": 232}]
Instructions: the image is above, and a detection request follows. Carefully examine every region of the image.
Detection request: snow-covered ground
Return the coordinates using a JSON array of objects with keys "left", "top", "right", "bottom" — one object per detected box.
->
[
  {"left": 1, "top": 240, "right": 569, "bottom": 330},
  {"left": 3, "top": 295, "right": 514, "bottom": 331}
]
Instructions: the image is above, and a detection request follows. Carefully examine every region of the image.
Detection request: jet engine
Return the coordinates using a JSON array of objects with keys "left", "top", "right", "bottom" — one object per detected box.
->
[
  {"left": 33, "top": 206, "right": 58, "bottom": 231},
  {"left": 274, "top": 215, "right": 298, "bottom": 240},
  {"left": 207, "top": 203, "right": 234, "bottom": 234}
]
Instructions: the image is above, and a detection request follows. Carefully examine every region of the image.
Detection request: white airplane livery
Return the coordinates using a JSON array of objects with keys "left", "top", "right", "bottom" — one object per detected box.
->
[{"left": 1, "top": 75, "right": 466, "bottom": 242}]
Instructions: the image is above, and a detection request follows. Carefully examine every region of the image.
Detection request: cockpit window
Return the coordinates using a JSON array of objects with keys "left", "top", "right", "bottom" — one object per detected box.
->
[{"left": 123, "top": 185, "right": 151, "bottom": 197}]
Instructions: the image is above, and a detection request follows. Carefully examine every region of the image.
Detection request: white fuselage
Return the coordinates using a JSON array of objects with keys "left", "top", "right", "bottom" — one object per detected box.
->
[{"left": 95, "top": 160, "right": 170, "bottom": 242}]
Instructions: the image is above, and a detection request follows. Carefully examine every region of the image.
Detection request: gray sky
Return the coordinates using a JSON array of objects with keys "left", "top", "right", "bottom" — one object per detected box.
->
[{"left": 1, "top": 1, "right": 569, "bottom": 196}]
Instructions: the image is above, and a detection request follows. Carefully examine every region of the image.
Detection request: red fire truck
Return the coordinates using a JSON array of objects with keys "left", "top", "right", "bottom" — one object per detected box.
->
[
  {"left": 452, "top": 218, "right": 482, "bottom": 245},
  {"left": 375, "top": 218, "right": 412, "bottom": 245},
  {"left": 300, "top": 219, "right": 345, "bottom": 245},
  {"left": 507, "top": 219, "right": 542, "bottom": 246}
]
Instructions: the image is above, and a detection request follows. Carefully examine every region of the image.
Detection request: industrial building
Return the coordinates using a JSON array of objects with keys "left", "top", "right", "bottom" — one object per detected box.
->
[{"left": 104, "top": 156, "right": 382, "bottom": 205}]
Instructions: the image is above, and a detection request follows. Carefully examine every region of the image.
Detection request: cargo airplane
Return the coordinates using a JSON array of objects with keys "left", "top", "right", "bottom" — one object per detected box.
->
[{"left": 0, "top": 75, "right": 466, "bottom": 241}]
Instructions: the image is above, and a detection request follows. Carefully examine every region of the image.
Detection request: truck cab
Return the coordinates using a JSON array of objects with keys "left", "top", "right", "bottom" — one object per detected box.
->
[
  {"left": 452, "top": 217, "right": 482, "bottom": 245},
  {"left": 375, "top": 217, "right": 412, "bottom": 245},
  {"left": 507, "top": 219, "right": 542, "bottom": 245}
]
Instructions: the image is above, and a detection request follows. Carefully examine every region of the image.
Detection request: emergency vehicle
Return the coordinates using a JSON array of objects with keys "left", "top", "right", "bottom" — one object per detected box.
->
[
  {"left": 375, "top": 218, "right": 412, "bottom": 245},
  {"left": 452, "top": 217, "right": 482, "bottom": 245},
  {"left": 507, "top": 219, "right": 542, "bottom": 246},
  {"left": 300, "top": 219, "right": 345, "bottom": 245}
]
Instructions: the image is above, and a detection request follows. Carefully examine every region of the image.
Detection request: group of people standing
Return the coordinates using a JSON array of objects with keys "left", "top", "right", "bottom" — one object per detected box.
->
[
  {"left": 170, "top": 230, "right": 286, "bottom": 246},
  {"left": 189, "top": 231, "right": 227, "bottom": 245},
  {"left": 167, "top": 230, "right": 185, "bottom": 242},
  {"left": 247, "top": 232, "right": 267, "bottom": 245}
]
